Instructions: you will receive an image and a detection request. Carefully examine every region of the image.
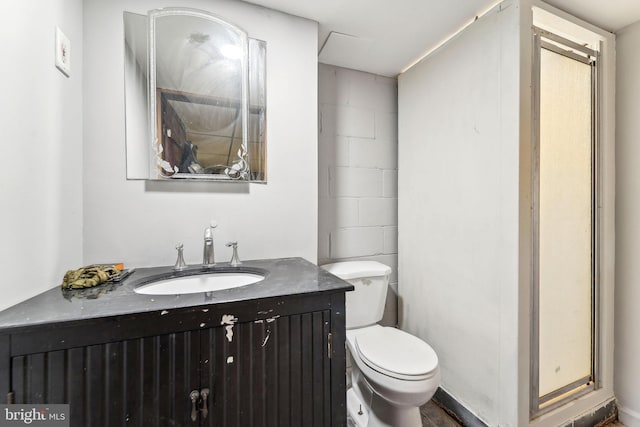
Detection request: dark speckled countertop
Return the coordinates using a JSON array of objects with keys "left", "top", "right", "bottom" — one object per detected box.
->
[{"left": 0, "top": 257, "right": 353, "bottom": 332}]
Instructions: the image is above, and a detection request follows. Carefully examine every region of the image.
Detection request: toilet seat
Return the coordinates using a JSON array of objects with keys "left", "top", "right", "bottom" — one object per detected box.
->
[{"left": 354, "top": 327, "right": 438, "bottom": 381}]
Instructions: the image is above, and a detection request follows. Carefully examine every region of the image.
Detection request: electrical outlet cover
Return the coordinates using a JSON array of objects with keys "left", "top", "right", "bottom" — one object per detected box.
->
[{"left": 55, "top": 26, "right": 71, "bottom": 77}]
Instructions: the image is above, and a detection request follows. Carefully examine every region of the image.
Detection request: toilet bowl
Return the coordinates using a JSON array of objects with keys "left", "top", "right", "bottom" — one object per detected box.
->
[
  {"left": 321, "top": 261, "right": 441, "bottom": 427},
  {"left": 347, "top": 325, "right": 440, "bottom": 427}
]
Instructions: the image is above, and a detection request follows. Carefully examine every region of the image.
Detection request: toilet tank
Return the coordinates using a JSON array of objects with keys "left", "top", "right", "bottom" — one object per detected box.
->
[{"left": 321, "top": 261, "right": 391, "bottom": 329}]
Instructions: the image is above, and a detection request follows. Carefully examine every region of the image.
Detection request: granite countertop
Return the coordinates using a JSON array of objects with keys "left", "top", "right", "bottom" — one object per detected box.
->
[{"left": 0, "top": 257, "right": 353, "bottom": 332}]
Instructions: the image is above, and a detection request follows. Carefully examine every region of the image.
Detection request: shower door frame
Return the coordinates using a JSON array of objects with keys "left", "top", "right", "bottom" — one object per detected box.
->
[{"left": 529, "top": 26, "right": 601, "bottom": 418}]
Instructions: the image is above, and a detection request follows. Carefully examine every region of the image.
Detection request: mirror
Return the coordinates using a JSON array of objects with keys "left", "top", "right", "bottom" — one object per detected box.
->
[{"left": 123, "top": 9, "right": 266, "bottom": 182}]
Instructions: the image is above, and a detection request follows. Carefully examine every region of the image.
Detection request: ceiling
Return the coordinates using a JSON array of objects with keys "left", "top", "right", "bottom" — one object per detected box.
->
[{"left": 244, "top": 0, "right": 640, "bottom": 77}]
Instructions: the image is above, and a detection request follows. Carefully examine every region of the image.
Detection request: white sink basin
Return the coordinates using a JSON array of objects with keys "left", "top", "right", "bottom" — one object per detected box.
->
[{"left": 134, "top": 272, "right": 264, "bottom": 295}]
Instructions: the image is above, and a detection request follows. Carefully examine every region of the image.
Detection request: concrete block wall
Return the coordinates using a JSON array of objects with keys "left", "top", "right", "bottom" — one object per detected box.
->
[{"left": 318, "top": 64, "right": 398, "bottom": 326}]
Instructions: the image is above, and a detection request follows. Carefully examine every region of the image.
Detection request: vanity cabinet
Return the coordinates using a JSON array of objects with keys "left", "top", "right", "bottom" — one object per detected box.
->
[{"left": 0, "top": 291, "right": 348, "bottom": 427}]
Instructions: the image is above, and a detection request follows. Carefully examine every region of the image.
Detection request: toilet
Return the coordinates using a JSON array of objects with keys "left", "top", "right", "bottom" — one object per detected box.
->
[{"left": 322, "top": 261, "right": 440, "bottom": 427}]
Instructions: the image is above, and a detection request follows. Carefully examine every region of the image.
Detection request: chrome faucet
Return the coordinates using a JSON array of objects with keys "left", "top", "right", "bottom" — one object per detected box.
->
[{"left": 203, "top": 221, "right": 217, "bottom": 267}]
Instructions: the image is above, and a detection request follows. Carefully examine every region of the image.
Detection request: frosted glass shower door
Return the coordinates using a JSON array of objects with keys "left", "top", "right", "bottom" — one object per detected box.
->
[{"left": 532, "top": 28, "right": 598, "bottom": 414}]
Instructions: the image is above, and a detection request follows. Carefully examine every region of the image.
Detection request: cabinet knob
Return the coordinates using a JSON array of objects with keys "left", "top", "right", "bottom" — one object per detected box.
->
[{"left": 190, "top": 390, "right": 200, "bottom": 422}]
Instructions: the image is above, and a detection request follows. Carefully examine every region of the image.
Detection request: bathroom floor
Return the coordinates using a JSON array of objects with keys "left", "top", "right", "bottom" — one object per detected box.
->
[{"left": 420, "top": 400, "right": 462, "bottom": 427}]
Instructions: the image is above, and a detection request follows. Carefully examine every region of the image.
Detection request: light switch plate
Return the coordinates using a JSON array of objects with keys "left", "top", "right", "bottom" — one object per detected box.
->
[{"left": 55, "top": 26, "right": 71, "bottom": 77}]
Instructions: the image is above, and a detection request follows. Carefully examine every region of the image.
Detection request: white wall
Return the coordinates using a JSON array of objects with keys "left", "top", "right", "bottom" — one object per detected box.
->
[
  {"left": 0, "top": 0, "right": 84, "bottom": 311},
  {"left": 615, "top": 19, "right": 640, "bottom": 427},
  {"left": 83, "top": 0, "right": 318, "bottom": 268},
  {"left": 318, "top": 64, "right": 399, "bottom": 325},
  {"left": 398, "top": 3, "right": 521, "bottom": 424}
]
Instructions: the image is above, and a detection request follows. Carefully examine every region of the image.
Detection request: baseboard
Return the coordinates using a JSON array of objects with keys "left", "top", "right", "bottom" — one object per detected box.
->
[
  {"left": 433, "top": 387, "right": 488, "bottom": 427},
  {"left": 618, "top": 404, "right": 640, "bottom": 427},
  {"left": 568, "top": 399, "right": 617, "bottom": 427},
  {"left": 434, "top": 388, "right": 617, "bottom": 427}
]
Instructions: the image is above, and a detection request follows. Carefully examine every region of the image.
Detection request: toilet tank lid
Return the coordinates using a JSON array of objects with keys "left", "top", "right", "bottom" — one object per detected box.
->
[{"left": 321, "top": 261, "right": 391, "bottom": 280}]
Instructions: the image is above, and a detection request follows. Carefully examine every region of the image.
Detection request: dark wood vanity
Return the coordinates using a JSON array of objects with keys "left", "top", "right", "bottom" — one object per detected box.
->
[{"left": 0, "top": 258, "right": 352, "bottom": 427}]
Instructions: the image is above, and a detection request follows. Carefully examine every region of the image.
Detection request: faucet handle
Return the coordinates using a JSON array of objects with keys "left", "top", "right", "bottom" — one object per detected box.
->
[
  {"left": 204, "top": 220, "right": 218, "bottom": 238},
  {"left": 174, "top": 243, "right": 187, "bottom": 271},
  {"left": 226, "top": 241, "right": 241, "bottom": 267}
]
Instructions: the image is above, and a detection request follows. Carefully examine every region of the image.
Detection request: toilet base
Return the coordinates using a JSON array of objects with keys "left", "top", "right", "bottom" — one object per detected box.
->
[
  {"left": 348, "top": 383, "right": 423, "bottom": 427},
  {"left": 347, "top": 388, "right": 368, "bottom": 427}
]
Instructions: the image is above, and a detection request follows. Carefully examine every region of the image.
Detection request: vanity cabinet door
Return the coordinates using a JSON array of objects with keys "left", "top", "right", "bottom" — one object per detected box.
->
[
  {"left": 10, "top": 330, "right": 200, "bottom": 427},
  {"left": 199, "top": 310, "right": 332, "bottom": 427}
]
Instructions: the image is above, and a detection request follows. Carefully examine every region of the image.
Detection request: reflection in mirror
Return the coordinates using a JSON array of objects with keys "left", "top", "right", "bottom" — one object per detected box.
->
[
  {"left": 123, "top": 9, "right": 267, "bottom": 182},
  {"left": 150, "top": 8, "right": 248, "bottom": 180}
]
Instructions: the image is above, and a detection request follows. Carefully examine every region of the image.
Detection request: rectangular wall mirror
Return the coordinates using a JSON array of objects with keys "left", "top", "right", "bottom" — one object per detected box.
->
[{"left": 123, "top": 9, "right": 267, "bottom": 182}]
